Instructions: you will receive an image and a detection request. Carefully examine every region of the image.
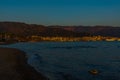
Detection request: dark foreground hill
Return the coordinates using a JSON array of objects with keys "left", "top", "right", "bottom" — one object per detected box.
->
[{"left": 0, "top": 22, "right": 120, "bottom": 37}]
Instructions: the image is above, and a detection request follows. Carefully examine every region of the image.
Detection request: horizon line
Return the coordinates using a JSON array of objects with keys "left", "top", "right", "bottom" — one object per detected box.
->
[{"left": 0, "top": 21, "right": 120, "bottom": 27}]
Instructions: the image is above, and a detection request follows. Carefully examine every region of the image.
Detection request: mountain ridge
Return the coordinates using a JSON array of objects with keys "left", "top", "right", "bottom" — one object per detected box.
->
[{"left": 0, "top": 22, "right": 120, "bottom": 37}]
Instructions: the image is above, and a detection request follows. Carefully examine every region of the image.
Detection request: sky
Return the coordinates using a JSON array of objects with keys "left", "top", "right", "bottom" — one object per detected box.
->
[{"left": 0, "top": 0, "right": 120, "bottom": 26}]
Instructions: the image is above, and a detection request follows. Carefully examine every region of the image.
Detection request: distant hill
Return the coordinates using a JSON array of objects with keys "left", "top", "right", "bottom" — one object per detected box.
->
[
  {"left": 0, "top": 22, "right": 89, "bottom": 37},
  {"left": 0, "top": 22, "right": 120, "bottom": 37},
  {"left": 49, "top": 25, "right": 120, "bottom": 37}
]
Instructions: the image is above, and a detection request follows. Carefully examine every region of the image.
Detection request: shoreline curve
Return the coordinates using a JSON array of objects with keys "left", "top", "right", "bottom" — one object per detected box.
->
[{"left": 0, "top": 47, "right": 48, "bottom": 80}]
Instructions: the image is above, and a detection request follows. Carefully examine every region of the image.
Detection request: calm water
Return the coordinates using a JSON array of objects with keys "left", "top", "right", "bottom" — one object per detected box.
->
[{"left": 0, "top": 42, "right": 120, "bottom": 80}]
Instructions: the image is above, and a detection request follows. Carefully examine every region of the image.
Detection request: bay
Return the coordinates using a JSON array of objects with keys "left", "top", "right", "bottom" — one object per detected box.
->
[{"left": 0, "top": 41, "right": 120, "bottom": 80}]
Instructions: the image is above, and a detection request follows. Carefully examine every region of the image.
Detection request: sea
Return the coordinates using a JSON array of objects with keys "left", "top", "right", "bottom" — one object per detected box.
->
[{"left": 0, "top": 41, "right": 120, "bottom": 80}]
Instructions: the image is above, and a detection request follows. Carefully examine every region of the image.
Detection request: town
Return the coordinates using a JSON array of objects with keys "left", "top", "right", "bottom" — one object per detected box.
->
[{"left": 0, "top": 33, "right": 120, "bottom": 42}]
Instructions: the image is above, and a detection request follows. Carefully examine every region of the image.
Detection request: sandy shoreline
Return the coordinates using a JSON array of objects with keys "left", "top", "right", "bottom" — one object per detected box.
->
[{"left": 0, "top": 47, "right": 48, "bottom": 80}]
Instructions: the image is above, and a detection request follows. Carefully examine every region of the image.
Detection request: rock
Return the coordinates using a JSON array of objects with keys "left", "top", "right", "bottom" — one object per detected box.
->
[{"left": 89, "top": 69, "right": 99, "bottom": 75}]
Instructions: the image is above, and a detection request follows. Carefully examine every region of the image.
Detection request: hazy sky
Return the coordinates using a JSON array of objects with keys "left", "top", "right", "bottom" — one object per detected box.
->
[{"left": 0, "top": 0, "right": 120, "bottom": 26}]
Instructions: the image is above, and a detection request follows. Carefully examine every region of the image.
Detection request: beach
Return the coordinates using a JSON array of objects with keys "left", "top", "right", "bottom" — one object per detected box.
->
[{"left": 0, "top": 47, "right": 48, "bottom": 80}]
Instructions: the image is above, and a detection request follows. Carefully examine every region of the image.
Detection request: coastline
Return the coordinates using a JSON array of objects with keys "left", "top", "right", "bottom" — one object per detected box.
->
[{"left": 0, "top": 47, "right": 48, "bottom": 80}]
